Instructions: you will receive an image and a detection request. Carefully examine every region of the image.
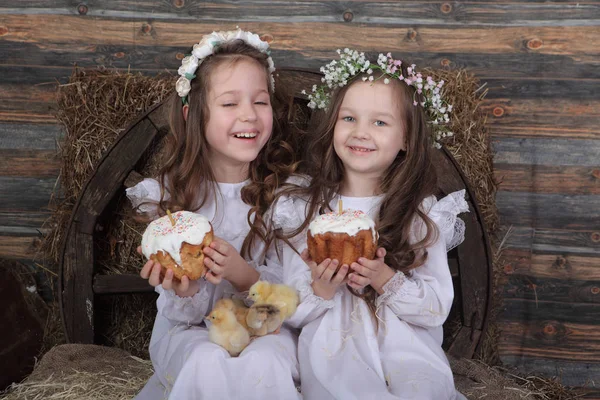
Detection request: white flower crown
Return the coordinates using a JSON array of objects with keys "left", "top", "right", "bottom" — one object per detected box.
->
[
  {"left": 175, "top": 29, "right": 276, "bottom": 104},
  {"left": 303, "top": 48, "right": 453, "bottom": 148}
]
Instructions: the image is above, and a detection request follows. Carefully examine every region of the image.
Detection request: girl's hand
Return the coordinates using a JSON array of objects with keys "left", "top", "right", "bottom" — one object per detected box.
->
[
  {"left": 138, "top": 246, "right": 200, "bottom": 297},
  {"left": 202, "top": 237, "right": 259, "bottom": 291},
  {"left": 349, "top": 247, "right": 395, "bottom": 294},
  {"left": 301, "top": 249, "right": 349, "bottom": 300}
]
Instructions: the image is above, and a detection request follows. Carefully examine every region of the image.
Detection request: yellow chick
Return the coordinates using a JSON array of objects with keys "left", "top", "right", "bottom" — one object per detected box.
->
[
  {"left": 206, "top": 307, "right": 250, "bottom": 357},
  {"left": 214, "top": 298, "right": 251, "bottom": 331},
  {"left": 248, "top": 281, "right": 299, "bottom": 321},
  {"left": 246, "top": 304, "right": 282, "bottom": 336}
]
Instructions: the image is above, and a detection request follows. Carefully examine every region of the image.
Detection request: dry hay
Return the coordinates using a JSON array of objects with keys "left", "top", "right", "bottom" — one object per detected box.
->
[{"left": 0, "top": 345, "right": 153, "bottom": 400}]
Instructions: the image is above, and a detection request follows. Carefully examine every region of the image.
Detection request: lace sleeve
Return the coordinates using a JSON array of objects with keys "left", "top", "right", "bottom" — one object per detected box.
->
[
  {"left": 428, "top": 189, "right": 469, "bottom": 252},
  {"left": 375, "top": 271, "right": 407, "bottom": 308}
]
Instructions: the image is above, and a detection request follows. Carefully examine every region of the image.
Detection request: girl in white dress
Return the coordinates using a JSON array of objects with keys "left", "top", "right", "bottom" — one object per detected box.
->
[
  {"left": 127, "top": 30, "right": 301, "bottom": 400},
  {"left": 268, "top": 50, "right": 467, "bottom": 399}
]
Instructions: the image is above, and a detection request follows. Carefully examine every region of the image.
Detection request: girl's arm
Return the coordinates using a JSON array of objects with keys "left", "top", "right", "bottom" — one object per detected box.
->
[
  {"left": 127, "top": 178, "right": 214, "bottom": 326},
  {"left": 373, "top": 190, "right": 468, "bottom": 328},
  {"left": 375, "top": 235, "right": 454, "bottom": 328}
]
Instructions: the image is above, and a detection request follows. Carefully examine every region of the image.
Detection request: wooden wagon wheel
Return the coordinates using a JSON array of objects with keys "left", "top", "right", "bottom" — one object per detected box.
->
[{"left": 59, "top": 68, "right": 492, "bottom": 359}]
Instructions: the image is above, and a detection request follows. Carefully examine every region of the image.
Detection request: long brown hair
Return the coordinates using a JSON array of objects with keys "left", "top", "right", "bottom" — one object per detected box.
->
[
  {"left": 276, "top": 65, "right": 439, "bottom": 322},
  {"left": 155, "top": 40, "right": 297, "bottom": 259}
]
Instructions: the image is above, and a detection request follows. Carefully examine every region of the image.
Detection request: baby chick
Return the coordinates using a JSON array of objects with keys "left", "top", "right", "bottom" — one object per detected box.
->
[
  {"left": 214, "top": 298, "right": 251, "bottom": 331},
  {"left": 246, "top": 304, "right": 282, "bottom": 335},
  {"left": 206, "top": 307, "right": 250, "bottom": 357},
  {"left": 248, "top": 281, "right": 299, "bottom": 321}
]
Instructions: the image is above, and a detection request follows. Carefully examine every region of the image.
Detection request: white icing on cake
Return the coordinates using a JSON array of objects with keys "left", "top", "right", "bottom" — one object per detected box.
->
[
  {"left": 308, "top": 209, "right": 377, "bottom": 240},
  {"left": 141, "top": 211, "right": 211, "bottom": 266}
]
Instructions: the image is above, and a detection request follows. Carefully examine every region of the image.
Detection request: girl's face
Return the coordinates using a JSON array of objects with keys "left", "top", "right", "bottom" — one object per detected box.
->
[
  {"left": 204, "top": 59, "right": 273, "bottom": 170},
  {"left": 333, "top": 81, "right": 406, "bottom": 181}
]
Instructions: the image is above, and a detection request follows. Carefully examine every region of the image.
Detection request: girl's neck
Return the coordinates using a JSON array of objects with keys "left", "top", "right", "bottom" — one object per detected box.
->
[
  {"left": 209, "top": 156, "right": 250, "bottom": 184},
  {"left": 339, "top": 171, "right": 381, "bottom": 197}
]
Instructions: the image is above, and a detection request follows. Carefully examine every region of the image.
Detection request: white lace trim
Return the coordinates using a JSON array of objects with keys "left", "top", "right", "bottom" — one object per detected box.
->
[
  {"left": 297, "top": 269, "right": 338, "bottom": 309},
  {"left": 163, "top": 284, "right": 211, "bottom": 312},
  {"left": 375, "top": 271, "right": 407, "bottom": 308},
  {"left": 431, "top": 189, "right": 469, "bottom": 251}
]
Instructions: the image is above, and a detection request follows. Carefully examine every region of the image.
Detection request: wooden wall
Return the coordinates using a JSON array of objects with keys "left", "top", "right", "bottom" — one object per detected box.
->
[{"left": 1, "top": 0, "right": 599, "bottom": 395}]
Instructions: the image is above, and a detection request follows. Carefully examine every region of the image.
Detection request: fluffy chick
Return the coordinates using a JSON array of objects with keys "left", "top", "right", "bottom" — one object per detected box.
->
[
  {"left": 214, "top": 298, "right": 251, "bottom": 331},
  {"left": 248, "top": 281, "right": 299, "bottom": 321},
  {"left": 246, "top": 304, "right": 282, "bottom": 335},
  {"left": 207, "top": 307, "right": 250, "bottom": 357}
]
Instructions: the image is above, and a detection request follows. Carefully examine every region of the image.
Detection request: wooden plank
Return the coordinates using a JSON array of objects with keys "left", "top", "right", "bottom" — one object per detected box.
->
[
  {"left": 0, "top": 149, "right": 59, "bottom": 178},
  {"left": 0, "top": 235, "right": 42, "bottom": 260},
  {"left": 502, "top": 248, "right": 600, "bottom": 281},
  {"left": 2, "top": 16, "right": 599, "bottom": 59},
  {"left": 495, "top": 164, "right": 600, "bottom": 195},
  {"left": 2, "top": 2, "right": 600, "bottom": 26},
  {"left": 497, "top": 191, "right": 600, "bottom": 230},
  {"left": 493, "top": 137, "right": 600, "bottom": 167},
  {"left": 60, "top": 227, "right": 94, "bottom": 343},
  {"left": 504, "top": 227, "right": 600, "bottom": 255},
  {"left": 484, "top": 98, "right": 600, "bottom": 139},
  {"left": 0, "top": 85, "right": 58, "bottom": 123},
  {"left": 0, "top": 211, "right": 50, "bottom": 228},
  {"left": 500, "top": 353, "right": 600, "bottom": 389},
  {"left": 0, "top": 123, "right": 62, "bottom": 150},
  {"left": 0, "top": 177, "right": 56, "bottom": 211},
  {"left": 93, "top": 274, "right": 154, "bottom": 295},
  {"left": 3, "top": 41, "right": 600, "bottom": 80},
  {"left": 501, "top": 274, "right": 600, "bottom": 304},
  {"left": 498, "top": 318, "right": 600, "bottom": 363},
  {"left": 446, "top": 326, "right": 481, "bottom": 359},
  {"left": 501, "top": 298, "right": 600, "bottom": 326}
]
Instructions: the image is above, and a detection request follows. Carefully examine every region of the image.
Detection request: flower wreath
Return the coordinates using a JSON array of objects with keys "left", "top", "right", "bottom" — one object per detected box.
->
[
  {"left": 175, "top": 29, "right": 276, "bottom": 105},
  {"left": 303, "top": 49, "right": 453, "bottom": 148}
]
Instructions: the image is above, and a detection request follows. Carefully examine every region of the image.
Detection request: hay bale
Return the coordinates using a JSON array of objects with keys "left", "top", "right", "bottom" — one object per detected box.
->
[{"left": 0, "top": 344, "right": 152, "bottom": 400}]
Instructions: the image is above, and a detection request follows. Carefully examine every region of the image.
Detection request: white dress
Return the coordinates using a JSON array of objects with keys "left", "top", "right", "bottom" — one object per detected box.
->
[
  {"left": 270, "top": 189, "right": 469, "bottom": 400},
  {"left": 126, "top": 178, "right": 301, "bottom": 400}
]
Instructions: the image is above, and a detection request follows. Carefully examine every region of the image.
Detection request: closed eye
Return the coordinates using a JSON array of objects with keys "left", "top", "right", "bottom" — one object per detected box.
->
[
  {"left": 255, "top": 101, "right": 269, "bottom": 105},
  {"left": 222, "top": 103, "right": 236, "bottom": 107}
]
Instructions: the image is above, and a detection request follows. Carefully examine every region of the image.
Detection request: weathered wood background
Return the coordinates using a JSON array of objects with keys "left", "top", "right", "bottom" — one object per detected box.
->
[{"left": 1, "top": 0, "right": 599, "bottom": 395}]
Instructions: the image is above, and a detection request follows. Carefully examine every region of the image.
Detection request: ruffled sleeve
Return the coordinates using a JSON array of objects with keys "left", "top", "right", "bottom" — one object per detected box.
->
[
  {"left": 421, "top": 189, "right": 469, "bottom": 252},
  {"left": 125, "top": 178, "right": 163, "bottom": 219},
  {"left": 154, "top": 283, "right": 214, "bottom": 326}
]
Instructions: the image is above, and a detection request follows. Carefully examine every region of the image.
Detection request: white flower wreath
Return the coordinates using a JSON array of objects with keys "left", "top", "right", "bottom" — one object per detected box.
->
[
  {"left": 303, "top": 48, "right": 453, "bottom": 148},
  {"left": 175, "top": 29, "right": 276, "bottom": 104}
]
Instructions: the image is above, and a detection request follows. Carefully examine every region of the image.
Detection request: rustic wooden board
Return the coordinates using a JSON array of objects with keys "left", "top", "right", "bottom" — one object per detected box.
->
[
  {"left": 503, "top": 227, "right": 600, "bottom": 255},
  {"left": 3, "top": 42, "right": 600, "bottom": 80},
  {"left": 0, "top": 177, "right": 56, "bottom": 211},
  {"left": 0, "top": 211, "right": 50, "bottom": 228},
  {"left": 6, "top": 1, "right": 599, "bottom": 25},
  {"left": 502, "top": 274, "right": 600, "bottom": 304},
  {"left": 483, "top": 99, "right": 600, "bottom": 139},
  {"left": 0, "top": 123, "right": 62, "bottom": 150},
  {"left": 499, "top": 318, "right": 600, "bottom": 361},
  {"left": 0, "top": 235, "right": 42, "bottom": 260},
  {"left": 0, "top": 149, "right": 59, "bottom": 178},
  {"left": 497, "top": 191, "right": 600, "bottom": 230},
  {"left": 2, "top": 16, "right": 599, "bottom": 60},
  {"left": 495, "top": 164, "right": 600, "bottom": 195},
  {"left": 494, "top": 137, "right": 600, "bottom": 167},
  {"left": 502, "top": 248, "right": 600, "bottom": 280}
]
